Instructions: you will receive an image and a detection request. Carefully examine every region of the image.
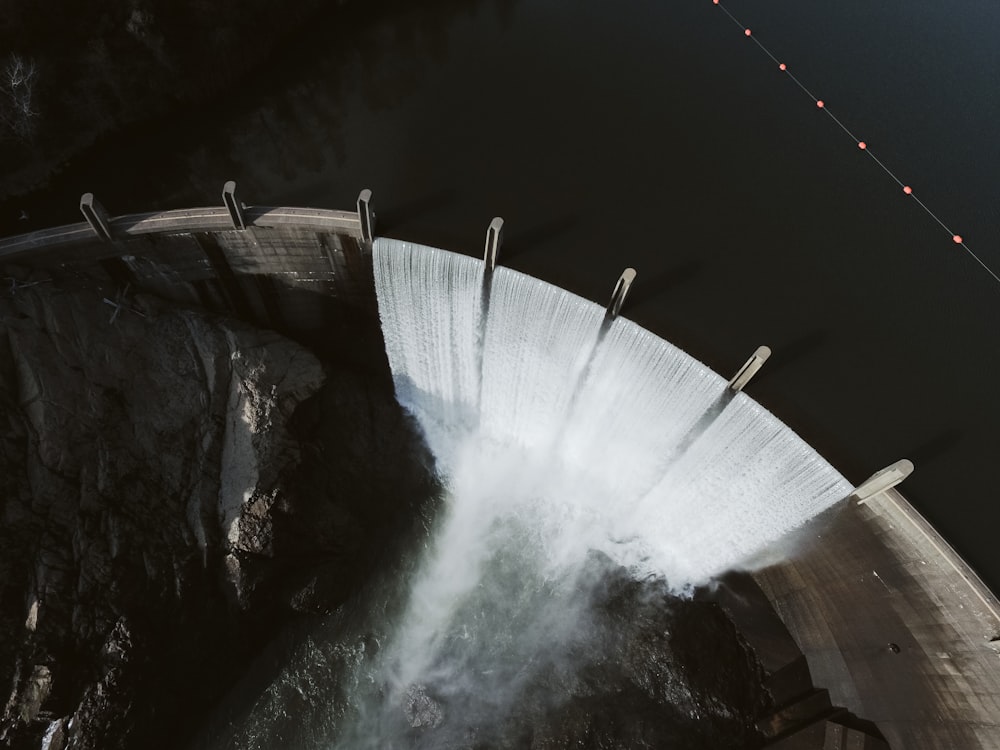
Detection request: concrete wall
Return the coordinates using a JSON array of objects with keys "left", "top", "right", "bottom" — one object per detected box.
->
[
  {"left": 4, "top": 207, "right": 1000, "bottom": 747},
  {"left": 753, "top": 489, "right": 1000, "bottom": 749},
  {"left": 0, "top": 202, "right": 376, "bottom": 340}
]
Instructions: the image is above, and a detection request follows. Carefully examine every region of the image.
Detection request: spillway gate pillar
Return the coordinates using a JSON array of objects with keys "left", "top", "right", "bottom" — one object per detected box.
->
[
  {"left": 222, "top": 181, "right": 247, "bottom": 230},
  {"left": 358, "top": 189, "right": 375, "bottom": 245},
  {"left": 606, "top": 268, "right": 636, "bottom": 320},
  {"left": 484, "top": 217, "right": 504, "bottom": 276},
  {"left": 80, "top": 193, "right": 113, "bottom": 242},
  {"left": 728, "top": 346, "right": 771, "bottom": 392},
  {"left": 850, "top": 459, "right": 915, "bottom": 504}
]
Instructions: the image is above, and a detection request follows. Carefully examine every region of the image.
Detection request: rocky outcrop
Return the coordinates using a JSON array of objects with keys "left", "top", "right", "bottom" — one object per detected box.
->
[
  {"left": 204, "top": 549, "right": 771, "bottom": 750},
  {"left": 0, "top": 268, "right": 437, "bottom": 749}
]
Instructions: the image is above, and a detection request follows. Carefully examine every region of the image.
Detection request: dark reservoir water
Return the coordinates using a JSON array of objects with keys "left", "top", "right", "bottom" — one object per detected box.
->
[{"left": 4, "top": 0, "right": 1000, "bottom": 591}]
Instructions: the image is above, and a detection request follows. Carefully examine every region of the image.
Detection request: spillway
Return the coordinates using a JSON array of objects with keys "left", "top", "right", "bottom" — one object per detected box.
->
[
  {"left": 6, "top": 198, "right": 999, "bottom": 749},
  {"left": 324, "top": 238, "right": 855, "bottom": 747},
  {"left": 374, "top": 238, "right": 851, "bottom": 586}
]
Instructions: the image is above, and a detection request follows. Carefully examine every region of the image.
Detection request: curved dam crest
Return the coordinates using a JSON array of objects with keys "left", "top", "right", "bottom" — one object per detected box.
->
[
  {"left": 373, "top": 237, "right": 852, "bottom": 587},
  {"left": 4, "top": 199, "right": 1000, "bottom": 748}
]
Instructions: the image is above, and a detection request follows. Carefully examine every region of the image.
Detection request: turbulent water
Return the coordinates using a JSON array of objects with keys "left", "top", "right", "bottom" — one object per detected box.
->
[
  {"left": 195, "top": 239, "right": 852, "bottom": 749},
  {"left": 338, "top": 239, "right": 850, "bottom": 746},
  {"left": 375, "top": 239, "right": 850, "bottom": 583}
]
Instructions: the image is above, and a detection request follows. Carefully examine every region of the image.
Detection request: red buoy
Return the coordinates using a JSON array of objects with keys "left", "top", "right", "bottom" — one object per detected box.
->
[
  {"left": 953, "top": 235, "right": 963, "bottom": 244},
  {"left": 858, "top": 141, "right": 867, "bottom": 150},
  {"left": 816, "top": 100, "right": 825, "bottom": 108},
  {"left": 744, "top": 28, "right": 751, "bottom": 37},
  {"left": 903, "top": 186, "right": 913, "bottom": 195},
  {"left": 713, "top": 0, "right": 719, "bottom": 4},
  {"left": 779, "top": 63, "right": 787, "bottom": 71}
]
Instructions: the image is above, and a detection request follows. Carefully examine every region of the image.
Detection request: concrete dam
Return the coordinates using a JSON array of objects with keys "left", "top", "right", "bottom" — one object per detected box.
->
[{"left": 2, "top": 185, "right": 999, "bottom": 749}]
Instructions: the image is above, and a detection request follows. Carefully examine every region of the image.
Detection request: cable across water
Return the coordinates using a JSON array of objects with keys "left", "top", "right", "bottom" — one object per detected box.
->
[{"left": 710, "top": 0, "right": 1000, "bottom": 287}]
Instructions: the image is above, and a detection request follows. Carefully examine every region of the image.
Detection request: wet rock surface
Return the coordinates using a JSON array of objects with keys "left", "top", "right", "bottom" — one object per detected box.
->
[
  {"left": 207, "top": 547, "right": 772, "bottom": 750},
  {"left": 0, "top": 268, "right": 437, "bottom": 749},
  {"left": 0, "top": 267, "right": 774, "bottom": 750},
  {"left": 404, "top": 685, "right": 445, "bottom": 730},
  {"left": 391, "top": 557, "right": 772, "bottom": 750}
]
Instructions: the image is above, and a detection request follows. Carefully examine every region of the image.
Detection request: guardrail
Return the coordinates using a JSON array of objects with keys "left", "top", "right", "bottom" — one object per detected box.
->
[{"left": 0, "top": 184, "right": 373, "bottom": 261}]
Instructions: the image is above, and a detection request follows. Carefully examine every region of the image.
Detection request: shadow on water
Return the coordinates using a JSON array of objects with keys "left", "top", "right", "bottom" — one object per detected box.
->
[
  {"left": 380, "top": 188, "right": 461, "bottom": 233},
  {"left": 902, "top": 429, "right": 964, "bottom": 471},
  {"left": 621, "top": 260, "right": 705, "bottom": 311},
  {"left": 0, "top": 0, "right": 508, "bottom": 229},
  {"left": 762, "top": 330, "right": 832, "bottom": 379},
  {"left": 501, "top": 214, "right": 581, "bottom": 262},
  {"left": 670, "top": 389, "right": 737, "bottom": 461}
]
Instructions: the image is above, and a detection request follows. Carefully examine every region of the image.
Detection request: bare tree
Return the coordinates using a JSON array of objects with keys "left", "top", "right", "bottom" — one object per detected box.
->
[{"left": 0, "top": 54, "right": 39, "bottom": 141}]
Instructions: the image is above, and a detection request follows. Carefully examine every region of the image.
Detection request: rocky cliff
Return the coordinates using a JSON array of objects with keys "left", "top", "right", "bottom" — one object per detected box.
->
[{"left": 0, "top": 267, "right": 438, "bottom": 749}]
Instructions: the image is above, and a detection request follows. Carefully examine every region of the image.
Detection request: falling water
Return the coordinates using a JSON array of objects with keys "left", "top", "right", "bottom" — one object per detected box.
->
[
  {"left": 183, "top": 238, "right": 852, "bottom": 750},
  {"left": 318, "top": 237, "right": 852, "bottom": 747},
  {"left": 374, "top": 242, "right": 485, "bottom": 462},
  {"left": 191, "top": 239, "right": 853, "bottom": 749},
  {"left": 374, "top": 238, "right": 850, "bottom": 581}
]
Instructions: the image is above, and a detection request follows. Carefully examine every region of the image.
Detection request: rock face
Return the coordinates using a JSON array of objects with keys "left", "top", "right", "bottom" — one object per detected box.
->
[
  {"left": 216, "top": 549, "right": 771, "bottom": 750},
  {"left": 0, "top": 269, "right": 437, "bottom": 749},
  {"left": 0, "top": 267, "right": 776, "bottom": 750},
  {"left": 388, "top": 559, "right": 771, "bottom": 750}
]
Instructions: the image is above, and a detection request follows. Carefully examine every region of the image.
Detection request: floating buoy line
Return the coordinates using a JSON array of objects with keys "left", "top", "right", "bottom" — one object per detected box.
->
[{"left": 710, "top": 0, "right": 999, "bottom": 285}]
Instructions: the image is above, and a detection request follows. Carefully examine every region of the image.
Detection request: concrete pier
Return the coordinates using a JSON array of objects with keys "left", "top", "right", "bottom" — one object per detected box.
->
[
  {"left": 850, "top": 460, "right": 914, "bottom": 504},
  {"left": 79, "top": 193, "right": 113, "bottom": 242},
  {"left": 605, "top": 268, "right": 636, "bottom": 320},
  {"left": 357, "top": 189, "right": 375, "bottom": 245},
  {"left": 728, "top": 345, "right": 771, "bottom": 392},
  {"left": 483, "top": 217, "right": 504, "bottom": 275},
  {"left": 222, "top": 181, "right": 247, "bottom": 230}
]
